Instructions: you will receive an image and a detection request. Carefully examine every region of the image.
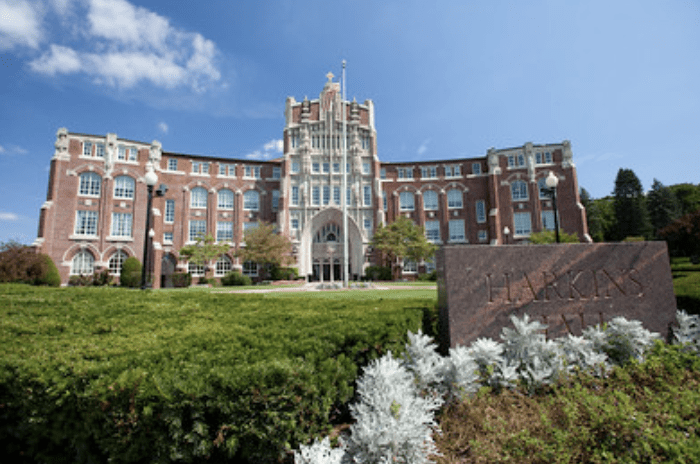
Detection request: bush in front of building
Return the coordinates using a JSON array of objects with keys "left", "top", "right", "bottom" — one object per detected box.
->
[
  {"left": 363, "top": 265, "right": 392, "bottom": 281},
  {"left": 37, "top": 254, "right": 61, "bottom": 287},
  {"left": 0, "top": 242, "right": 60, "bottom": 286},
  {"left": 271, "top": 265, "right": 299, "bottom": 281},
  {"left": 171, "top": 272, "right": 192, "bottom": 288},
  {"left": 221, "top": 270, "right": 252, "bottom": 286},
  {"left": 120, "top": 257, "right": 141, "bottom": 288}
]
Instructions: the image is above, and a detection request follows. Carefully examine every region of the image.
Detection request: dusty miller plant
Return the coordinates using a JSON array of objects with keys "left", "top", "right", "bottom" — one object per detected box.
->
[
  {"left": 583, "top": 317, "right": 659, "bottom": 365},
  {"left": 402, "top": 330, "right": 446, "bottom": 396},
  {"left": 674, "top": 310, "right": 700, "bottom": 354},
  {"left": 294, "top": 437, "right": 345, "bottom": 464}
]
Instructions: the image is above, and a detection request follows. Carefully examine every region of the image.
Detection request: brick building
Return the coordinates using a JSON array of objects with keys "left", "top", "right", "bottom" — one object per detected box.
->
[{"left": 34, "top": 74, "right": 590, "bottom": 287}]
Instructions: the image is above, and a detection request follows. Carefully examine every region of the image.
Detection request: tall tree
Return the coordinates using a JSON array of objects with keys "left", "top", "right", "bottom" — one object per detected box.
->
[
  {"left": 371, "top": 216, "right": 437, "bottom": 280},
  {"left": 612, "top": 168, "right": 652, "bottom": 240},
  {"left": 646, "top": 179, "right": 681, "bottom": 238},
  {"left": 235, "top": 222, "right": 293, "bottom": 279},
  {"left": 669, "top": 183, "right": 700, "bottom": 217}
]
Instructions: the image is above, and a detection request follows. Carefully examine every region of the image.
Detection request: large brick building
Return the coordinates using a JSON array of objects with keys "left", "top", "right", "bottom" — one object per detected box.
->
[{"left": 34, "top": 74, "right": 590, "bottom": 287}]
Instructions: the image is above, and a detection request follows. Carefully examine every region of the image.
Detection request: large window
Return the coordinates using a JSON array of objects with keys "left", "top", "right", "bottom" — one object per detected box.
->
[
  {"left": 536, "top": 151, "right": 552, "bottom": 164},
  {"left": 449, "top": 220, "right": 465, "bottom": 242},
  {"left": 447, "top": 189, "right": 463, "bottom": 209},
  {"left": 312, "top": 186, "right": 320, "bottom": 206},
  {"left": 423, "top": 190, "right": 438, "bottom": 211},
  {"left": 513, "top": 212, "right": 532, "bottom": 236},
  {"left": 108, "top": 250, "right": 128, "bottom": 275},
  {"left": 111, "top": 213, "right": 133, "bottom": 237},
  {"left": 218, "top": 189, "right": 234, "bottom": 209},
  {"left": 188, "top": 262, "right": 205, "bottom": 277},
  {"left": 421, "top": 166, "right": 437, "bottom": 179},
  {"left": 403, "top": 259, "right": 417, "bottom": 273},
  {"left": 243, "top": 260, "right": 258, "bottom": 277},
  {"left": 71, "top": 250, "right": 94, "bottom": 275},
  {"left": 217, "top": 221, "right": 233, "bottom": 242},
  {"left": 191, "top": 187, "right": 208, "bottom": 209},
  {"left": 323, "top": 186, "right": 330, "bottom": 205},
  {"left": 508, "top": 153, "right": 526, "bottom": 168},
  {"left": 95, "top": 143, "right": 105, "bottom": 158},
  {"left": 399, "top": 191, "right": 415, "bottom": 211},
  {"left": 215, "top": 255, "right": 232, "bottom": 277},
  {"left": 511, "top": 180, "right": 528, "bottom": 201},
  {"left": 541, "top": 210, "right": 557, "bottom": 231},
  {"left": 75, "top": 211, "right": 98, "bottom": 236},
  {"left": 476, "top": 200, "right": 486, "bottom": 223},
  {"left": 113, "top": 176, "right": 134, "bottom": 199},
  {"left": 397, "top": 167, "right": 413, "bottom": 179},
  {"left": 425, "top": 220, "right": 440, "bottom": 242},
  {"left": 78, "top": 172, "right": 101, "bottom": 197},
  {"left": 243, "top": 190, "right": 259, "bottom": 210},
  {"left": 272, "top": 190, "right": 279, "bottom": 210},
  {"left": 189, "top": 220, "right": 206, "bottom": 241},
  {"left": 82, "top": 141, "right": 93, "bottom": 157},
  {"left": 245, "top": 165, "right": 261, "bottom": 178},
  {"left": 364, "top": 185, "right": 372, "bottom": 206},
  {"left": 165, "top": 200, "right": 175, "bottom": 223},
  {"left": 272, "top": 166, "right": 281, "bottom": 179},
  {"left": 291, "top": 186, "right": 299, "bottom": 206}
]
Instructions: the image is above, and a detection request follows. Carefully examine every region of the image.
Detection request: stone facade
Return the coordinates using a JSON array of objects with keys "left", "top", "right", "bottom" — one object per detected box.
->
[{"left": 34, "top": 75, "right": 590, "bottom": 287}]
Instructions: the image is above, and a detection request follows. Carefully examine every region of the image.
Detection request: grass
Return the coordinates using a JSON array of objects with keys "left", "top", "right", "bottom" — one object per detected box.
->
[{"left": 671, "top": 257, "right": 700, "bottom": 315}]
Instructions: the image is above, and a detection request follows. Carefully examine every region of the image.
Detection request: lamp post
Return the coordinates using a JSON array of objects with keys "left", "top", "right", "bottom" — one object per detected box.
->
[
  {"left": 503, "top": 226, "right": 510, "bottom": 245},
  {"left": 545, "top": 170, "right": 560, "bottom": 244},
  {"left": 141, "top": 166, "right": 158, "bottom": 289}
]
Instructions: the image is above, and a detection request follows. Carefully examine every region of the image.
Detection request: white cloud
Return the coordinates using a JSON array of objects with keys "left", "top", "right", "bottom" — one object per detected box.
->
[
  {"left": 247, "top": 139, "right": 284, "bottom": 160},
  {"left": 0, "top": 0, "right": 43, "bottom": 50},
  {"left": 263, "top": 139, "right": 283, "bottom": 153},
  {"left": 0, "top": 143, "right": 28, "bottom": 156},
  {"left": 417, "top": 138, "right": 430, "bottom": 156},
  {"left": 0, "top": 212, "right": 20, "bottom": 221},
  {"left": 27, "top": 0, "right": 223, "bottom": 93},
  {"left": 158, "top": 122, "right": 168, "bottom": 134}
]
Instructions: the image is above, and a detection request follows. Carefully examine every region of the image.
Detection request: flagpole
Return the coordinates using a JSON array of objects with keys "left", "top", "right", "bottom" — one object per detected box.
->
[{"left": 342, "top": 60, "right": 349, "bottom": 288}]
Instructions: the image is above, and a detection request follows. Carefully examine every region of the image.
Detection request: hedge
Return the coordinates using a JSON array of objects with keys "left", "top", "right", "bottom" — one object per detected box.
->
[{"left": 0, "top": 284, "right": 426, "bottom": 463}]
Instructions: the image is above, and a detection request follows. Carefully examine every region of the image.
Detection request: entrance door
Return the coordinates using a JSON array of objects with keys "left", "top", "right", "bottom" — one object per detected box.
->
[{"left": 160, "top": 254, "right": 176, "bottom": 288}]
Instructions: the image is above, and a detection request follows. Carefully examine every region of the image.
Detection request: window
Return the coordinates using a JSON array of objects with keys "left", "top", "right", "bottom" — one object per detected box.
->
[
  {"left": 472, "top": 163, "right": 481, "bottom": 175},
  {"left": 513, "top": 212, "right": 532, "bottom": 236},
  {"left": 312, "top": 162, "right": 320, "bottom": 173},
  {"left": 113, "top": 176, "right": 134, "bottom": 199},
  {"left": 191, "top": 187, "right": 208, "bottom": 208},
  {"left": 218, "top": 189, "right": 234, "bottom": 209},
  {"left": 445, "top": 165, "right": 461, "bottom": 177},
  {"left": 291, "top": 161, "right": 300, "bottom": 173},
  {"left": 383, "top": 191, "right": 387, "bottom": 211},
  {"left": 168, "top": 158, "right": 178, "bottom": 171},
  {"left": 478, "top": 230, "right": 488, "bottom": 242},
  {"left": 425, "top": 257, "right": 436, "bottom": 273},
  {"left": 75, "top": 211, "right": 98, "bottom": 236},
  {"left": 363, "top": 162, "right": 371, "bottom": 175},
  {"left": 508, "top": 153, "right": 526, "bottom": 168},
  {"left": 217, "top": 221, "right": 233, "bottom": 242},
  {"left": 291, "top": 218, "right": 299, "bottom": 230},
  {"left": 201, "top": 162, "right": 210, "bottom": 174},
  {"left": 333, "top": 186, "right": 340, "bottom": 205},
  {"left": 165, "top": 200, "right": 175, "bottom": 223},
  {"left": 447, "top": 189, "right": 462, "bottom": 209},
  {"left": 189, "top": 220, "right": 206, "bottom": 241},
  {"left": 215, "top": 255, "right": 232, "bottom": 277},
  {"left": 163, "top": 232, "right": 173, "bottom": 243},
  {"left": 423, "top": 190, "right": 438, "bottom": 211},
  {"left": 108, "top": 250, "right": 128, "bottom": 275},
  {"left": 333, "top": 162, "right": 340, "bottom": 173},
  {"left": 403, "top": 259, "right": 417, "bottom": 273},
  {"left": 449, "top": 220, "right": 465, "bottom": 242},
  {"left": 536, "top": 151, "right": 552, "bottom": 164},
  {"left": 243, "top": 190, "right": 259, "bottom": 210},
  {"left": 79, "top": 172, "right": 101, "bottom": 196},
  {"left": 118, "top": 145, "right": 127, "bottom": 161},
  {"left": 323, "top": 186, "right": 330, "bottom": 205},
  {"left": 245, "top": 165, "right": 261, "bottom": 178},
  {"left": 363, "top": 185, "right": 371, "bottom": 206},
  {"left": 219, "top": 163, "right": 235, "bottom": 177},
  {"left": 272, "top": 166, "right": 281, "bottom": 179},
  {"left": 364, "top": 217, "right": 372, "bottom": 231},
  {"left": 541, "top": 210, "right": 557, "bottom": 231},
  {"left": 421, "top": 166, "right": 437, "bottom": 179},
  {"left": 425, "top": 220, "right": 440, "bottom": 242},
  {"left": 476, "top": 200, "right": 486, "bottom": 223},
  {"left": 192, "top": 161, "right": 210, "bottom": 174},
  {"left": 243, "top": 261, "right": 258, "bottom": 277},
  {"left": 83, "top": 141, "right": 93, "bottom": 157},
  {"left": 188, "top": 262, "right": 205, "bottom": 277},
  {"left": 511, "top": 180, "right": 528, "bottom": 201},
  {"left": 243, "top": 222, "right": 258, "bottom": 234},
  {"left": 538, "top": 177, "right": 554, "bottom": 199},
  {"left": 111, "top": 213, "right": 132, "bottom": 237},
  {"left": 291, "top": 186, "right": 299, "bottom": 206},
  {"left": 380, "top": 168, "right": 386, "bottom": 179},
  {"left": 347, "top": 188, "right": 353, "bottom": 206},
  {"left": 361, "top": 133, "right": 370, "bottom": 150},
  {"left": 312, "top": 186, "right": 320, "bottom": 205},
  {"left": 399, "top": 191, "right": 415, "bottom": 211},
  {"left": 322, "top": 162, "right": 330, "bottom": 173},
  {"left": 71, "top": 250, "right": 94, "bottom": 275},
  {"left": 128, "top": 146, "right": 137, "bottom": 161},
  {"left": 272, "top": 190, "right": 279, "bottom": 210},
  {"left": 95, "top": 143, "right": 105, "bottom": 158},
  {"left": 397, "top": 167, "right": 413, "bottom": 179}
]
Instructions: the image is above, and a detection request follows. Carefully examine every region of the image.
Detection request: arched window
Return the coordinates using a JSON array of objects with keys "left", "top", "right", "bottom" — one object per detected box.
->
[
  {"left": 78, "top": 172, "right": 101, "bottom": 196},
  {"left": 399, "top": 191, "right": 415, "bottom": 211},
  {"left": 218, "top": 189, "right": 233, "bottom": 209},
  {"left": 191, "top": 187, "right": 208, "bottom": 208},
  {"left": 71, "top": 250, "right": 94, "bottom": 275},
  {"left": 215, "top": 255, "right": 232, "bottom": 277},
  {"left": 511, "top": 180, "right": 528, "bottom": 201},
  {"left": 113, "top": 176, "right": 135, "bottom": 199},
  {"left": 108, "top": 250, "right": 128, "bottom": 275},
  {"left": 423, "top": 190, "right": 438, "bottom": 211},
  {"left": 447, "top": 189, "right": 463, "bottom": 209},
  {"left": 243, "top": 190, "right": 259, "bottom": 211}
]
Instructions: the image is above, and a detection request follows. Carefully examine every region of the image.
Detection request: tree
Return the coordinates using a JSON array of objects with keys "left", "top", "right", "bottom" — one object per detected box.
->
[
  {"left": 371, "top": 216, "right": 438, "bottom": 280},
  {"left": 0, "top": 241, "right": 48, "bottom": 284},
  {"left": 669, "top": 183, "right": 700, "bottom": 217},
  {"left": 528, "top": 230, "right": 580, "bottom": 244},
  {"left": 179, "top": 234, "right": 230, "bottom": 270},
  {"left": 658, "top": 209, "right": 700, "bottom": 258},
  {"left": 120, "top": 257, "right": 142, "bottom": 288},
  {"left": 612, "top": 168, "right": 651, "bottom": 241},
  {"left": 646, "top": 179, "right": 680, "bottom": 238},
  {"left": 235, "top": 222, "right": 293, "bottom": 280}
]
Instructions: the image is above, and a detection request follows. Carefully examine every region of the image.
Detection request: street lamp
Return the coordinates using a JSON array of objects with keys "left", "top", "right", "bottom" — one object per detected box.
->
[
  {"left": 503, "top": 226, "right": 510, "bottom": 245},
  {"left": 545, "top": 171, "right": 560, "bottom": 244},
  {"left": 141, "top": 166, "right": 159, "bottom": 289}
]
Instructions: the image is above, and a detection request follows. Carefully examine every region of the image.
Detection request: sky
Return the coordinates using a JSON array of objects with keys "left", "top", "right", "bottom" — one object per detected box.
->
[{"left": 1, "top": 0, "right": 699, "bottom": 244}]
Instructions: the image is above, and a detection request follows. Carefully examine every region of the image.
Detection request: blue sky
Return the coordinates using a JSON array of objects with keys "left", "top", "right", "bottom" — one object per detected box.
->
[{"left": 1, "top": 0, "right": 699, "bottom": 244}]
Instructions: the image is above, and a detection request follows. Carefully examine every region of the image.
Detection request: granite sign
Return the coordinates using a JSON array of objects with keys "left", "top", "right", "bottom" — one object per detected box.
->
[{"left": 436, "top": 242, "right": 677, "bottom": 350}]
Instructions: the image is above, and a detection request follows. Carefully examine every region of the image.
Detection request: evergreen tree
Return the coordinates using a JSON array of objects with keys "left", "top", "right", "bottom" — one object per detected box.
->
[
  {"left": 647, "top": 179, "right": 680, "bottom": 238},
  {"left": 669, "top": 183, "right": 700, "bottom": 216},
  {"left": 612, "top": 168, "right": 652, "bottom": 240}
]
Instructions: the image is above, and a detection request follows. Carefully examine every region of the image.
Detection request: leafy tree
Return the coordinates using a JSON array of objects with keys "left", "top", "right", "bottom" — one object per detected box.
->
[
  {"left": 658, "top": 209, "right": 700, "bottom": 258},
  {"left": 528, "top": 230, "right": 580, "bottom": 244},
  {"left": 179, "top": 234, "right": 230, "bottom": 270},
  {"left": 647, "top": 179, "right": 681, "bottom": 238},
  {"left": 235, "top": 222, "right": 293, "bottom": 280},
  {"left": 0, "top": 241, "right": 51, "bottom": 284},
  {"left": 371, "top": 216, "right": 437, "bottom": 280},
  {"left": 612, "top": 168, "right": 651, "bottom": 240},
  {"left": 669, "top": 183, "right": 700, "bottom": 216}
]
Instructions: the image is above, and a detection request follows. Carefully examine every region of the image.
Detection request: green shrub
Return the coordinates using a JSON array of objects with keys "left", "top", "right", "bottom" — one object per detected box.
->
[
  {"left": 120, "top": 257, "right": 141, "bottom": 288},
  {"left": 171, "top": 272, "right": 192, "bottom": 288},
  {"left": 92, "top": 268, "right": 113, "bottom": 286},
  {"left": 0, "top": 242, "right": 51, "bottom": 284},
  {"left": 39, "top": 254, "right": 61, "bottom": 286},
  {"left": 68, "top": 274, "right": 93, "bottom": 286},
  {"left": 271, "top": 266, "right": 299, "bottom": 280},
  {"left": 417, "top": 271, "right": 437, "bottom": 281},
  {"left": 221, "top": 270, "right": 252, "bottom": 286},
  {"left": 364, "top": 265, "right": 392, "bottom": 281}
]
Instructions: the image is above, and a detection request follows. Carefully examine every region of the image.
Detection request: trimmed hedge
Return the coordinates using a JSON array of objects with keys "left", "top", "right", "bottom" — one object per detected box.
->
[
  {"left": 0, "top": 285, "right": 426, "bottom": 463},
  {"left": 221, "top": 270, "right": 252, "bottom": 286},
  {"left": 120, "top": 257, "right": 141, "bottom": 288}
]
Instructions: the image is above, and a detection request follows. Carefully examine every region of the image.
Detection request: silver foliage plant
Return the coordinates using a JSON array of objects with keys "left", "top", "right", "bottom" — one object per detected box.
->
[{"left": 296, "top": 311, "right": 697, "bottom": 463}]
